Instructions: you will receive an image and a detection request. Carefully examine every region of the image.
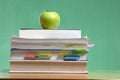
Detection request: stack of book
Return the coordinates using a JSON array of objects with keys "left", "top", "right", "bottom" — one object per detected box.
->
[{"left": 9, "top": 28, "right": 89, "bottom": 74}]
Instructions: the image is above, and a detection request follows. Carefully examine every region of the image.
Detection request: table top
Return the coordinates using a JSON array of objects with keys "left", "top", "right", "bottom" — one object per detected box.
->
[{"left": 0, "top": 70, "right": 120, "bottom": 79}]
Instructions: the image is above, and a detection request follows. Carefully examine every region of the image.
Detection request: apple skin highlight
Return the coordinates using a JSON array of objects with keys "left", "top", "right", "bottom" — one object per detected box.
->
[{"left": 40, "top": 11, "right": 60, "bottom": 29}]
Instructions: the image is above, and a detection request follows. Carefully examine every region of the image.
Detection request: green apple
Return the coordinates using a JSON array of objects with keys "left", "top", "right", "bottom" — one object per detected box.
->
[{"left": 40, "top": 11, "right": 60, "bottom": 29}]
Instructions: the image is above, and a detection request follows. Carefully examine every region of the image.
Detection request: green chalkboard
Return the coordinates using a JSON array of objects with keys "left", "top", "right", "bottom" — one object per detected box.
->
[{"left": 0, "top": 0, "right": 120, "bottom": 71}]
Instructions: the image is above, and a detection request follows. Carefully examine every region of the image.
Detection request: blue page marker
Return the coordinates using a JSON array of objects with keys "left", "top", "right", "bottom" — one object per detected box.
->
[{"left": 64, "top": 55, "right": 79, "bottom": 61}]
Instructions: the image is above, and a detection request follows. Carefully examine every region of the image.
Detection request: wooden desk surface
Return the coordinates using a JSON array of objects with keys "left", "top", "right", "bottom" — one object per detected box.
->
[{"left": 1, "top": 70, "right": 120, "bottom": 79}]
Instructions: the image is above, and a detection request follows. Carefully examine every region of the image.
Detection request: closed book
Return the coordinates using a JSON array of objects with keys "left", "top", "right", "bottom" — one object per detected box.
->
[
  {"left": 10, "top": 49, "right": 88, "bottom": 61},
  {"left": 10, "top": 60, "right": 88, "bottom": 74},
  {"left": 11, "top": 36, "right": 88, "bottom": 50},
  {"left": 19, "top": 28, "right": 81, "bottom": 39}
]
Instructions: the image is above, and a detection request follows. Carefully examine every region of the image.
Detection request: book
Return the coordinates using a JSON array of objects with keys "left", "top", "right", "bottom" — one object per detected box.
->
[
  {"left": 10, "top": 49, "right": 88, "bottom": 61},
  {"left": 9, "top": 60, "right": 88, "bottom": 73},
  {"left": 11, "top": 36, "right": 88, "bottom": 50},
  {"left": 12, "top": 36, "right": 88, "bottom": 44},
  {"left": 19, "top": 28, "right": 81, "bottom": 39}
]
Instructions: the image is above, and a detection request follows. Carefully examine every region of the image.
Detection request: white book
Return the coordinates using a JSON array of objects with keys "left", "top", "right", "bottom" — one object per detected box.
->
[
  {"left": 10, "top": 50, "right": 88, "bottom": 61},
  {"left": 12, "top": 37, "right": 88, "bottom": 44},
  {"left": 11, "top": 37, "right": 88, "bottom": 50},
  {"left": 10, "top": 60, "right": 88, "bottom": 74},
  {"left": 19, "top": 28, "right": 81, "bottom": 39}
]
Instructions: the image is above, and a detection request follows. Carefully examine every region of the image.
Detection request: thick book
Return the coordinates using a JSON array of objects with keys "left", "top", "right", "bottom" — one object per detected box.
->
[
  {"left": 11, "top": 36, "right": 88, "bottom": 50},
  {"left": 19, "top": 28, "right": 81, "bottom": 39},
  {"left": 10, "top": 49, "right": 88, "bottom": 61},
  {"left": 12, "top": 36, "right": 88, "bottom": 44},
  {"left": 10, "top": 60, "right": 88, "bottom": 74}
]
